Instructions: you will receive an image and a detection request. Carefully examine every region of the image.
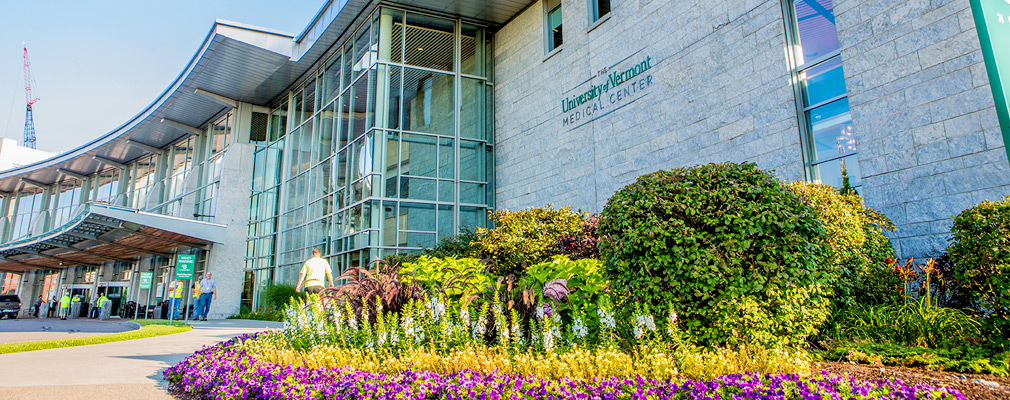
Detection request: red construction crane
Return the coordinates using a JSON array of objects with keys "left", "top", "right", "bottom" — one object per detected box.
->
[{"left": 23, "top": 42, "right": 38, "bottom": 149}]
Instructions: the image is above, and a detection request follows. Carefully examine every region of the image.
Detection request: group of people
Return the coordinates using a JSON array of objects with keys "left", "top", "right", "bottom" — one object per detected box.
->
[
  {"left": 167, "top": 272, "right": 217, "bottom": 321},
  {"left": 20, "top": 256, "right": 328, "bottom": 321},
  {"left": 36, "top": 291, "right": 106, "bottom": 320}
]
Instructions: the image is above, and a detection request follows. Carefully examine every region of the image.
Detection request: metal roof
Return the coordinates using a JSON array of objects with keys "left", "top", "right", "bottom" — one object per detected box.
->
[
  {"left": 0, "top": 0, "right": 533, "bottom": 193},
  {"left": 0, "top": 203, "right": 226, "bottom": 272}
]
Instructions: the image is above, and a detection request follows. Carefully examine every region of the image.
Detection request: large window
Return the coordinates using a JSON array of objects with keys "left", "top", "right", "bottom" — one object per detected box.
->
[
  {"left": 546, "top": 0, "right": 563, "bottom": 52},
  {"left": 783, "top": 0, "right": 860, "bottom": 189},
  {"left": 245, "top": 7, "right": 494, "bottom": 308}
]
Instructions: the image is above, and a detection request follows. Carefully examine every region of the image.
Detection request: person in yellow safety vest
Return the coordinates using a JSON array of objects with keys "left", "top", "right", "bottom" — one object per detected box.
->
[
  {"left": 168, "top": 279, "right": 184, "bottom": 320},
  {"left": 71, "top": 294, "right": 82, "bottom": 319},
  {"left": 190, "top": 280, "right": 201, "bottom": 319},
  {"left": 59, "top": 293, "right": 71, "bottom": 320},
  {"left": 96, "top": 292, "right": 108, "bottom": 319}
]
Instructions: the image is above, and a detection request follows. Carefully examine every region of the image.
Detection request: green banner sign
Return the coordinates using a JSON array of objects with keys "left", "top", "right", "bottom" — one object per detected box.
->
[
  {"left": 176, "top": 254, "right": 196, "bottom": 279},
  {"left": 139, "top": 272, "right": 153, "bottom": 289},
  {"left": 971, "top": 0, "right": 1010, "bottom": 164}
]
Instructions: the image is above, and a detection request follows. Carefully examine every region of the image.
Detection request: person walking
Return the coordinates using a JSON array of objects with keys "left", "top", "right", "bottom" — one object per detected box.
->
[
  {"left": 196, "top": 272, "right": 217, "bottom": 321},
  {"left": 295, "top": 248, "right": 333, "bottom": 295},
  {"left": 59, "top": 292, "right": 71, "bottom": 320},
  {"left": 168, "top": 279, "right": 184, "bottom": 319},
  {"left": 48, "top": 296, "right": 57, "bottom": 318},
  {"left": 190, "top": 279, "right": 201, "bottom": 319}
]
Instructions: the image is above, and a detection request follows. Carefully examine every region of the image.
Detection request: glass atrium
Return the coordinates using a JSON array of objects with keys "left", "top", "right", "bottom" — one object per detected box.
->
[{"left": 245, "top": 7, "right": 494, "bottom": 308}]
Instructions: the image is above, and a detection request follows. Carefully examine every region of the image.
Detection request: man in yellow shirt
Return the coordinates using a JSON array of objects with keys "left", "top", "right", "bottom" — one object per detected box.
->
[
  {"left": 59, "top": 293, "right": 71, "bottom": 320},
  {"left": 168, "top": 279, "right": 184, "bottom": 319},
  {"left": 295, "top": 248, "right": 333, "bottom": 294}
]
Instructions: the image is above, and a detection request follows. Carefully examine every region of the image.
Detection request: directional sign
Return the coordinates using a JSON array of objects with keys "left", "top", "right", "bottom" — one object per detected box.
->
[
  {"left": 139, "top": 272, "right": 153, "bottom": 289},
  {"left": 176, "top": 254, "right": 196, "bottom": 279},
  {"left": 971, "top": 0, "right": 1010, "bottom": 164}
]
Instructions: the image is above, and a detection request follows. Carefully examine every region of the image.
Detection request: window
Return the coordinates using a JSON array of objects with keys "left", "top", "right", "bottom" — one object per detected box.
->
[
  {"left": 591, "top": 0, "right": 611, "bottom": 22},
  {"left": 783, "top": 0, "right": 859, "bottom": 189},
  {"left": 546, "top": 0, "right": 563, "bottom": 51}
]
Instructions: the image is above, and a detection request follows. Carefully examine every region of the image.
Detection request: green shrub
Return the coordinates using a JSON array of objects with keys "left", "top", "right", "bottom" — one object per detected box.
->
[
  {"left": 948, "top": 197, "right": 1010, "bottom": 328},
  {"left": 473, "top": 204, "right": 585, "bottom": 276},
  {"left": 546, "top": 215, "right": 601, "bottom": 260},
  {"left": 787, "top": 182, "right": 900, "bottom": 313},
  {"left": 400, "top": 255, "right": 491, "bottom": 296},
  {"left": 229, "top": 310, "right": 283, "bottom": 321},
  {"left": 264, "top": 284, "right": 304, "bottom": 310},
  {"left": 840, "top": 296, "right": 982, "bottom": 348},
  {"left": 424, "top": 227, "right": 480, "bottom": 258},
  {"left": 599, "top": 163, "right": 830, "bottom": 347}
]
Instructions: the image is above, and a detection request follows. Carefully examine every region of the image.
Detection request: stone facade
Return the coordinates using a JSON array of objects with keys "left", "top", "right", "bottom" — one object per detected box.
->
[
  {"left": 493, "top": 0, "right": 805, "bottom": 214},
  {"left": 835, "top": 0, "right": 1010, "bottom": 257},
  {"left": 493, "top": 0, "right": 1010, "bottom": 259}
]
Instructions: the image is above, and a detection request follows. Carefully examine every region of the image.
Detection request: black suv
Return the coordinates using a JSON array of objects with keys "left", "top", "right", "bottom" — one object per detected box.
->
[{"left": 0, "top": 295, "right": 20, "bottom": 319}]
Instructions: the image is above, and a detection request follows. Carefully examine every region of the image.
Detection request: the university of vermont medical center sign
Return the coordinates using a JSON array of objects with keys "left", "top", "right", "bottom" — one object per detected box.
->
[
  {"left": 559, "top": 53, "right": 655, "bottom": 129},
  {"left": 971, "top": 0, "right": 1010, "bottom": 165}
]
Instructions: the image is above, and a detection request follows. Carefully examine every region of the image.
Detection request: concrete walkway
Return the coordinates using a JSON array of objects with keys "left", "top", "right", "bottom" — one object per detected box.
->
[{"left": 0, "top": 319, "right": 281, "bottom": 399}]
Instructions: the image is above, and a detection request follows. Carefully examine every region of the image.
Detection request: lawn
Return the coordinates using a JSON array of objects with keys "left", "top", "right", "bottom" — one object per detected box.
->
[{"left": 0, "top": 319, "right": 192, "bottom": 354}]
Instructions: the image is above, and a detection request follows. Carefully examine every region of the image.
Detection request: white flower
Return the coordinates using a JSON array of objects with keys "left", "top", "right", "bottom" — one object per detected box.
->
[
  {"left": 666, "top": 311, "right": 677, "bottom": 336},
  {"left": 572, "top": 317, "right": 588, "bottom": 338},
  {"left": 644, "top": 315, "right": 657, "bottom": 332},
  {"left": 460, "top": 308, "right": 470, "bottom": 327},
  {"left": 535, "top": 303, "right": 545, "bottom": 320},
  {"left": 543, "top": 327, "right": 554, "bottom": 351},
  {"left": 597, "top": 308, "right": 616, "bottom": 329},
  {"left": 633, "top": 324, "right": 643, "bottom": 340}
]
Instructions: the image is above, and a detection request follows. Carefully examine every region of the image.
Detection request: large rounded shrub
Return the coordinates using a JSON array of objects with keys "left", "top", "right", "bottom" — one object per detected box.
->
[
  {"left": 787, "top": 182, "right": 900, "bottom": 312},
  {"left": 948, "top": 198, "right": 1010, "bottom": 325},
  {"left": 474, "top": 204, "right": 585, "bottom": 276},
  {"left": 599, "top": 163, "right": 830, "bottom": 347}
]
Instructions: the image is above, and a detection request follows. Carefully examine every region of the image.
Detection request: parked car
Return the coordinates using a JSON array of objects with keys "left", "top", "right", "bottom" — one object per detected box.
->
[{"left": 0, "top": 295, "right": 20, "bottom": 319}]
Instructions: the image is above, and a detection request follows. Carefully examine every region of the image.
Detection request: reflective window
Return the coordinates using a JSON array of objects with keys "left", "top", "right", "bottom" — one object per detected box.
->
[{"left": 784, "top": 0, "right": 859, "bottom": 189}]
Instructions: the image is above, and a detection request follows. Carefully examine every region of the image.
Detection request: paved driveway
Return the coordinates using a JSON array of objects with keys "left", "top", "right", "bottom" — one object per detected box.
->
[
  {"left": 0, "top": 319, "right": 280, "bottom": 399},
  {"left": 0, "top": 318, "right": 137, "bottom": 344}
]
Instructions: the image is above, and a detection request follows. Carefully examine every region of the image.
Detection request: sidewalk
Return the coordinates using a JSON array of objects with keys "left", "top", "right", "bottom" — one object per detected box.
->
[{"left": 0, "top": 319, "right": 280, "bottom": 399}]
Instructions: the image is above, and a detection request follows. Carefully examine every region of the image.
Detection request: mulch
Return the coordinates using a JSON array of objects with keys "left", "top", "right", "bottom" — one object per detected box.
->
[{"left": 817, "top": 361, "right": 1010, "bottom": 400}]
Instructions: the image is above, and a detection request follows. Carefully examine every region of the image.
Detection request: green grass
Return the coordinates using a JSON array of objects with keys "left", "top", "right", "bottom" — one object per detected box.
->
[{"left": 0, "top": 319, "right": 192, "bottom": 354}]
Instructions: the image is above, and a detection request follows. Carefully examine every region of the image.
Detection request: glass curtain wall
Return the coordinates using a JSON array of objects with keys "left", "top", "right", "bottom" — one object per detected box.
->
[
  {"left": 246, "top": 7, "right": 493, "bottom": 299},
  {"left": 782, "top": 0, "right": 860, "bottom": 189}
]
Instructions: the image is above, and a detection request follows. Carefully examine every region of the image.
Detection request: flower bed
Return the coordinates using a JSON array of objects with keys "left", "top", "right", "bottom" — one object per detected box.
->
[{"left": 165, "top": 335, "right": 967, "bottom": 400}]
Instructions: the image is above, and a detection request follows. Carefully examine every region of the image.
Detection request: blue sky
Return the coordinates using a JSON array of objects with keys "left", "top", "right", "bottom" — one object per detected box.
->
[{"left": 0, "top": 0, "right": 322, "bottom": 153}]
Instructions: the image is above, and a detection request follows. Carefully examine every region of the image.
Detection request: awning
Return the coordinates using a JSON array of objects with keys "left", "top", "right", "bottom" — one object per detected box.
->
[{"left": 0, "top": 204, "right": 226, "bottom": 272}]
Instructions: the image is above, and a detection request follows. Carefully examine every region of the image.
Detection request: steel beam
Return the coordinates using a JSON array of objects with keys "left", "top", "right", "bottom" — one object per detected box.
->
[
  {"left": 0, "top": 255, "right": 46, "bottom": 271},
  {"left": 194, "top": 88, "right": 238, "bottom": 108},
  {"left": 126, "top": 140, "right": 166, "bottom": 156},
  {"left": 47, "top": 241, "right": 136, "bottom": 263},
  {"left": 20, "top": 177, "right": 50, "bottom": 189},
  {"left": 57, "top": 168, "right": 90, "bottom": 181},
  {"left": 161, "top": 118, "right": 202, "bottom": 136},
  {"left": 20, "top": 249, "right": 100, "bottom": 268},
  {"left": 93, "top": 155, "right": 127, "bottom": 170}
]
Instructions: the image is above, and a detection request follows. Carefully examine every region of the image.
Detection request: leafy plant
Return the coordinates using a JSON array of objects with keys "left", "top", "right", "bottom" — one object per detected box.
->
[
  {"left": 816, "top": 341, "right": 1010, "bottom": 376},
  {"left": 547, "top": 215, "right": 601, "bottom": 260},
  {"left": 947, "top": 197, "right": 1010, "bottom": 329},
  {"left": 521, "top": 256, "right": 607, "bottom": 316},
  {"left": 264, "top": 284, "right": 305, "bottom": 310},
  {"left": 840, "top": 296, "right": 982, "bottom": 348},
  {"left": 400, "top": 255, "right": 491, "bottom": 296},
  {"left": 424, "top": 227, "right": 480, "bottom": 258},
  {"left": 473, "top": 204, "right": 586, "bottom": 276},
  {"left": 787, "top": 181, "right": 900, "bottom": 316},
  {"left": 598, "top": 163, "right": 831, "bottom": 347}
]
